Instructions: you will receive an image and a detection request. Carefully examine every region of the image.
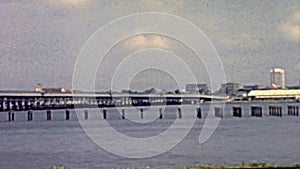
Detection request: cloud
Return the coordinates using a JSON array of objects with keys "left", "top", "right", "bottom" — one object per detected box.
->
[
  {"left": 124, "top": 35, "right": 169, "bottom": 49},
  {"left": 280, "top": 11, "right": 300, "bottom": 41}
]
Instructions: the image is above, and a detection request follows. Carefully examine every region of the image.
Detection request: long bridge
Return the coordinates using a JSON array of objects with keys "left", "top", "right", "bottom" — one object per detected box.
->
[
  {"left": 0, "top": 91, "right": 226, "bottom": 112},
  {"left": 1, "top": 91, "right": 299, "bottom": 122}
]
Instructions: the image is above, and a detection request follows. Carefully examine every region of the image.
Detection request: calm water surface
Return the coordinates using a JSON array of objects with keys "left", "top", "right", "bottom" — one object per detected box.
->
[{"left": 0, "top": 104, "right": 299, "bottom": 169}]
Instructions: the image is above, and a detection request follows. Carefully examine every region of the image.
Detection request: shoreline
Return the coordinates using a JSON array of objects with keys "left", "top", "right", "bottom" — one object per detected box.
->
[{"left": 50, "top": 163, "right": 300, "bottom": 169}]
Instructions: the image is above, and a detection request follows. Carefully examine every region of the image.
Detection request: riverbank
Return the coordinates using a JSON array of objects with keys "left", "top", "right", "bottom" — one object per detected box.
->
[
  {"left": 50, "top": 163, "right": 300, "bottom": 169},
  {"left": 165, "top": 163, "right": 300, "bottom": 169}
]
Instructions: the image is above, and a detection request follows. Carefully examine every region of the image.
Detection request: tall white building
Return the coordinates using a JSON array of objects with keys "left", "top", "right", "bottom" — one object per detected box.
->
[{"left": 270, "top": 68, "right": 285, "bottom": 88}]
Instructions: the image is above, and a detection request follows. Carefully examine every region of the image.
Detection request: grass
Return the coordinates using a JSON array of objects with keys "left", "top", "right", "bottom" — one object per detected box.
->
[
  {"left": 49, "top": 166, "right": 67, "bottom": 169},
  {"left": 49, "top": 163, "right": 300, "bottom": 169},
  {"left": 168, "top": 163, "right": 300, "bottom": 169}
]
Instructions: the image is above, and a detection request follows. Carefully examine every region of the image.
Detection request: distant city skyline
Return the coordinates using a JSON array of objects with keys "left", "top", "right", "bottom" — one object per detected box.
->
[{"left": 0, "top": 0, "right": 299, "bottom": 91}]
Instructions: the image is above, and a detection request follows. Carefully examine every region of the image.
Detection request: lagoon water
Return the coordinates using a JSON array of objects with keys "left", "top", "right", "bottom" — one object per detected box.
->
[{"left": 0, "top": 103, "right": 299, "bottom": 169}]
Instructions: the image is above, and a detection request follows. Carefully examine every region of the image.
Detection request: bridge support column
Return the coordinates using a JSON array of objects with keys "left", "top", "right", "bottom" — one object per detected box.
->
[
  {"left": 178, "top": 107, "right": 182, "bottom": 119},
  {"left": 27, "top": 110, "right": 33, "bottom": 121},
  {"left": 251, "top": 106, "right": 262, "bottom": 117},
  {"left": 103, "top": 109, "right": 107, "bottom": 119},
  {"left": 197, "top": 107, "right": 202, "bottom": 118},
  {"left": 287, "top": 105, "right": 299, "bottom": 116},
  {"left": 233, "top": 107, "right": 242, "bottom": 117},
  {"left": 214, "top": 107, "right": 223, "bottom": 118},
  {"left": 159, "top": 108, "right": 163, "bottom": 119},
  {"left": 269, "top": 106, "right": 282, "bottom": 117},
  {"left": 8, "top": 110, "right": 14, "bottom": 122},
  {"left": 46, "top": 110, "right": 51, "bottom": 120},
  {"left": 121, "top": 109, "right": 125, "bottom": 119},
  {"left": 140, "top": 108, "right": 144, "bottom": 119},
  {"left": 84, "top": 109, "right": 89, "bottom": 120},
  {"left": 65, "top": 109, "right": 70, "bottom": 120}
]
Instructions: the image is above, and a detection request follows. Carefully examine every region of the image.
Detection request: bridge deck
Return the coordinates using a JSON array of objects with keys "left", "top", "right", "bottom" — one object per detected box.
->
[{"left": 0, "top": 91, "right": 226, "bottom": 112}]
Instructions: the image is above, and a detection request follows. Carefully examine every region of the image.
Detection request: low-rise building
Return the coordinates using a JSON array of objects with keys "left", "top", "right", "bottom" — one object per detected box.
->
[
  {"left": 248, "top": 89, "right": 300, "bottom": 101},
  {"left": 216, "top": 82, "right": 240, "bottom": 96},
  {"left": 185, "top": 83, "right": 210, "bottom": 94},
  {"left": 35, "top": 84, "right": 72, "bottom": 93}
]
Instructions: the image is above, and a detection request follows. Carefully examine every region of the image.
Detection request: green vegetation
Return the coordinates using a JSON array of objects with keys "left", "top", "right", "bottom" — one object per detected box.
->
[
  {"left": 159, "top": 163, "right": 300, "bottom": 169},
  {"left": 49, "top": 166, "right": 67, "bottom": 169},
  {"left": 48, "top": 163, "right": 300, "bottom": 169}
]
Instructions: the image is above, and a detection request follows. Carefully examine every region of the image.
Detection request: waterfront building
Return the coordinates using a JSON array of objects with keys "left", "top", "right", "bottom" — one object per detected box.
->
[
  {"left": 185, "top": 83, "right": 210, "bottom": 94},
  {"left": 270, "top": 68, "right": 285, "bottom": 88},
  {"left": 35, "top": 83, "right": 43, "bottom": 92},
  {"left": 236, "top": 85, "right": 260, "bottom": 98},
  {"left": 216, "top": 82, "right": 240, "bottom": 96},
  {"left": 248, "top": 89, "right": 300, "bottom": 101},
  {"left": 35, "top": 84, "right": 71, "bottom": 93}
]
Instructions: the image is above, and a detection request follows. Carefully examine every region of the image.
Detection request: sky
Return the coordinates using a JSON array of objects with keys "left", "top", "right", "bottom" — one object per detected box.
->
[{"left": 0, "top": 0, "right": 299, "bottom": 91}]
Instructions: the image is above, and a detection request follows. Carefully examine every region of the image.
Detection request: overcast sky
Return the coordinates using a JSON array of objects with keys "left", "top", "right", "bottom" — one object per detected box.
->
[{"left": 0, "top": 0, "right": 299, "bottom": 91}]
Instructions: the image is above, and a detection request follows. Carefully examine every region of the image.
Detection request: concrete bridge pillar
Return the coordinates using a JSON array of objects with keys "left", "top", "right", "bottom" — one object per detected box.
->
[
  {"left": 27, "top": 110, "right": 33, "bottom": 121},
  {"left": 84, "top": 109, "right": 89, "bottom": 120},
  {"left": 287, "top": 105, "right": 299, "bottom": 116},
  {"left": 269, "top": 106, "right": 282, "bottom": 117},
  {"left": 140, "top": 108, "right": 144, "bottom": 119},
  {"left": 178, "top": 107, "right": 182, "bottom": 119},
  {"left": 46, "top": 110, "right": 51, "bottom": 120},
  {"left": 251, "top": 106, "right": 262, "bottom": 117},
  {"left": 214, "top": 107, "right": 223, "bottom": 118},
  {"left": 121, "top": 109, "right": 125, "bottom": 119},
  {"left": 103, "top": 108, "right": 107, "bottom": 119},
  {"left": 8, "top": 110, "right": 14, "bottom": 122},
  {"left": 196, "top": 107, "right": 202, "bottom": 118},
  {"left": 65, "top": 109, "right": 70, "bottom": 120},
  {"left": 233, "top": 107, "right": 242, "bottom": 117},
  {"left": 159, "top": 108, "right": 163, "bottom": 119}
]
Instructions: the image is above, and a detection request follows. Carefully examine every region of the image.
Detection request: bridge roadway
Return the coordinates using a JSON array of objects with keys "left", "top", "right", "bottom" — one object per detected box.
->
[{"left": 0, "top": 91, "right": 226, "bottom": 112}]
